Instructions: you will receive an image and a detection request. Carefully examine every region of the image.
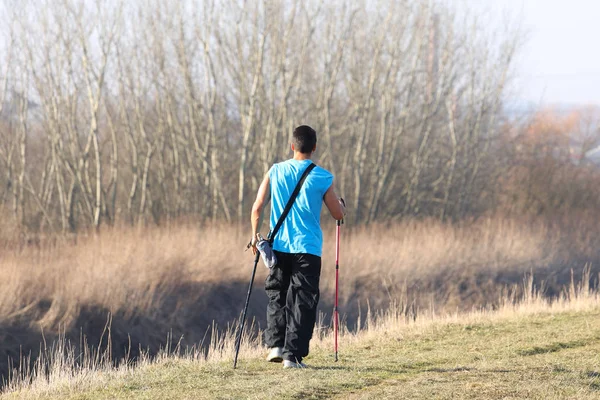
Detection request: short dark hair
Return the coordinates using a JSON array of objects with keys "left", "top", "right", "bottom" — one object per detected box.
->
[{"left": 293, "top": 125, "right": 317, "bottom": 154}]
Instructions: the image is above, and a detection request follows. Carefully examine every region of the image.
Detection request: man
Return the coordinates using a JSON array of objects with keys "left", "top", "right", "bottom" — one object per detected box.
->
[{"left": 250, "top": 125, "right": 346, "bottom": 369}]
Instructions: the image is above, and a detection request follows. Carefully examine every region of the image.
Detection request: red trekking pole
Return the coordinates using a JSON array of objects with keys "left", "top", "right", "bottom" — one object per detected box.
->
[{"left": 334, "top": 198, "right": 344, "bottom": 362}]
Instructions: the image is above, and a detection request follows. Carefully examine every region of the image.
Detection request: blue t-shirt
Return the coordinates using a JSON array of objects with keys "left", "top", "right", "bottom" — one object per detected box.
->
[{"left": 268, "top": 159, "right": 334, "bottom": 257}]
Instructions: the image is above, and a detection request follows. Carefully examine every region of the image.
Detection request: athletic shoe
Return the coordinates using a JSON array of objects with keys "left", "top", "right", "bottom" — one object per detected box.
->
[
  {"left": 283, "top": 359, "right": 308, "bottom": 369},
  {"left": 266, "top": 347, "right": 283, "bottom": 363}
]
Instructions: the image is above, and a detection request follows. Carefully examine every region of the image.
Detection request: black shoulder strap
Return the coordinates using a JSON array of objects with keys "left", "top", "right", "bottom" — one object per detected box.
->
[{"left": 268, "top": 163, "right": 316, "bottom": 244}]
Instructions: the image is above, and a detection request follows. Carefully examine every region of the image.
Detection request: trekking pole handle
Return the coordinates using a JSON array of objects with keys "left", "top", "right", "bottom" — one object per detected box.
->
[{"left": 338, "top": 197, "right": 346, "bottom": 226}]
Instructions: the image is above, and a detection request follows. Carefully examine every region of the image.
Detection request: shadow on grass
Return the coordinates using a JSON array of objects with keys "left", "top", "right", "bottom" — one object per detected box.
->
[
  {"left": 426, "top": 366, "right": 473, "bottom": 373},
  {"left": 517, "top": 337, "right": 599, "bottom": 356}
]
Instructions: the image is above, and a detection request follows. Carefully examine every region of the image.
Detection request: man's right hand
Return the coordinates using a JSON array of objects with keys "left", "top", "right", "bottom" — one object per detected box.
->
[{"left": 324, "top": 185, "right": 345, "bottom": 220}]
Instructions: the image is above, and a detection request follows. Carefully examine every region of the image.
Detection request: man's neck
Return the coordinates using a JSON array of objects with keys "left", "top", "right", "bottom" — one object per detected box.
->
[{"left": 293, "top": 152, "right": 312, "bottom": 161}]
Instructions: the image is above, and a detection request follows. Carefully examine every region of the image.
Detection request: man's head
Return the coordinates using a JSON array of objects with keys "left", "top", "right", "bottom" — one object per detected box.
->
[{"left": 291, "top": 125, "right": 317, "bottom": 155}]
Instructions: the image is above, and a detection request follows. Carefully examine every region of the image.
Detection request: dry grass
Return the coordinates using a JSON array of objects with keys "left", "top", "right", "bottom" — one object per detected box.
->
[
  {"left": 3, "top": 272, "right": 600, "bottom": 399},
  {"left": 329, "top": 215, "right": 600, "bottom": 311},
  {"left": 0, "top": 224, "right": 249, "bottom": 328},
  {"left": 0, "top": 216, "right": 598, "bottom": 393},
  {"left": 0, "top": 224, "right": 260, "bottom": 384}
]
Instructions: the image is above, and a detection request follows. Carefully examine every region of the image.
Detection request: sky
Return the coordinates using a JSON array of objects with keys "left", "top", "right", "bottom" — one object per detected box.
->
[
  {"left": 463, "top": 0, "right": 600, "bottom": 107},
  {"left": 2, "top": 0, "right": 598, "bottom": 108}
]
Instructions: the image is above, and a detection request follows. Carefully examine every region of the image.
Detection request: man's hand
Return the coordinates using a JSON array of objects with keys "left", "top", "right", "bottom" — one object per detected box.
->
[
  {"left": 251, "top": 173, "right": 270, "bottom": 252},
  {"left": 250, "top": 233, "right": 260, "bottom": 255},
  {"left": 324, "top": 185, "right": 345, "bottom": 220}
]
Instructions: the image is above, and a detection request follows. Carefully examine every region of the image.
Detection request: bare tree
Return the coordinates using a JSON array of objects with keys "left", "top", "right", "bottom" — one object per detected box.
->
[{"left": 0, "top": 0, "right": 524, "bottom": 232}]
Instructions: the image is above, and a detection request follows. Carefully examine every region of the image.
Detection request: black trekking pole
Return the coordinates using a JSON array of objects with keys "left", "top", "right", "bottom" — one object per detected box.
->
[{"left": 233, "top": 251, "right": 260, "bottom": 369}]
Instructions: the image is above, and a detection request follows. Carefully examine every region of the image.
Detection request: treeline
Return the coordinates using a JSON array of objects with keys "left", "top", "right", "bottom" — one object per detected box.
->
[{"left": 1, "top": 0, "right": 593, "bottom": 234}]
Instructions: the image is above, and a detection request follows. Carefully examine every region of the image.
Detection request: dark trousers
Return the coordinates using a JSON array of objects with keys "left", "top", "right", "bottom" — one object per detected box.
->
[{"left": 264, "top": 251, "right": 321, "bottom": 363}]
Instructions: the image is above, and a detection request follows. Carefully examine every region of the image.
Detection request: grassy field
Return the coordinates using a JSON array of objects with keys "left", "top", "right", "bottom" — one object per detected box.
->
[
  {"left": 0, "top": 218, "right": 599, "bottom": 397},
  {"left": 4, "top": 280, "right": 600, "bottom": 399}
]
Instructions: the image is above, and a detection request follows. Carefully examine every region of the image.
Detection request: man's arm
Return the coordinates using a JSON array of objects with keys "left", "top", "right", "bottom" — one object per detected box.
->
[
  {"left": 250, "top": 173, "right": 270, "bottom": 254},
  {"left": 324, "top": 184, "right": 346, "bottom": 220}
]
